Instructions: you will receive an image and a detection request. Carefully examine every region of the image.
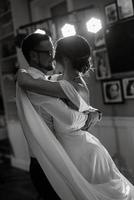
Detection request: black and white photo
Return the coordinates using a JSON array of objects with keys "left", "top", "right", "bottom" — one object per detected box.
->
[
  {"left": 123, "top": 77, "right": 134, "bottom": 99},
  {"left": 117, "top": 0, "right": 134, "bottom": 19},
  {"left": 105, "top": 3, "right": 118, "bottom": 24},
  {"left": 102, "top": 80, "right": 124, "bottom": 103},
  {"left": 93, "top": 48, "right": 111, "bottom": 80}
]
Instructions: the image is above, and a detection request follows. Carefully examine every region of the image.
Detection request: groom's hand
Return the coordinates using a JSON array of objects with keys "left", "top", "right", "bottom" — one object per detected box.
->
[{"left": 82, "top": 109, "right": 102, "bottom": 131}]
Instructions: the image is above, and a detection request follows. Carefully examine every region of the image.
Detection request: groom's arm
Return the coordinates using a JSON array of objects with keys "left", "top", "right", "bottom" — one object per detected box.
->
[{"left": 17, "top": 69, "right": 68, "bottom": 99}]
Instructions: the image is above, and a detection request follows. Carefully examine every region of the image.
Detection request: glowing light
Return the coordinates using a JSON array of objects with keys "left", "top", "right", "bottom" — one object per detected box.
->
[
  {"left": 61, "top": 23, "right": 76, "bottom": 37},
  {"left": 86, "top": 17, "right": 102, "bottom": 33},
  {"left": 34, "top": 29, "right": 46, "bottom": 34}
]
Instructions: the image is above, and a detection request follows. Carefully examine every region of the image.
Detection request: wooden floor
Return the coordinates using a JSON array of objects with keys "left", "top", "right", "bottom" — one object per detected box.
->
[{"left": 0, "top": 163, "right": 38, "bottom": 200}]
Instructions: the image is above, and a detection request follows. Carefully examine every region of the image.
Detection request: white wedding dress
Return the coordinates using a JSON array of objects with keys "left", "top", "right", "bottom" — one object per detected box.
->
[{"left": 16, "top": 80, "right": 134, "bottom": 200}]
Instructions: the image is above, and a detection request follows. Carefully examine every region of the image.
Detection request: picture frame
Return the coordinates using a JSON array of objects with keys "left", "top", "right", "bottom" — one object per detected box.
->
[
  {"left": 102, "top": 80, "right": 124, "bottom": 104},
  {"left": 105, "top": 3, "right": 118, "bottom": 25},
  {"left": 93, "top": 48, "right": 111, "bottom": 80},
  {"left": 117, "top": 0, "right": 134, "bottom": 19},
  {"left": 94, "top": 30, "right": 106, "bottom": 48},
  {"left": 122, "top": 77, "right": 134, "bottom": 99}
]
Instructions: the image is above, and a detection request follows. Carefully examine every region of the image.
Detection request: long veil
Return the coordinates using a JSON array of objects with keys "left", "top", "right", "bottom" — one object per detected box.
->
[{"left": 16, "top": 85, "right": 133, "bottom": 200}]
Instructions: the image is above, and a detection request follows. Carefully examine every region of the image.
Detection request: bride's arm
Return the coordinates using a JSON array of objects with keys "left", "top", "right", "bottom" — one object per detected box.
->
[{"left": 17, "top": 69, "right": 67, "bottom": 99}]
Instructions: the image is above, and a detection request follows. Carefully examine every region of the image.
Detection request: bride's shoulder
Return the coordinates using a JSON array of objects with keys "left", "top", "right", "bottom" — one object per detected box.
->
[
  {"left": 69, "top": 80, "right": 89, "bottom": 105},
  {"left": 59, "top": 79, "right": 90, "bottom": 111}
]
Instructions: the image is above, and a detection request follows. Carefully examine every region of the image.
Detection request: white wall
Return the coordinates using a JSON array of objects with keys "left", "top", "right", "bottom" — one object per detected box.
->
[
  {"left": 7, "top": 0, "right": 31, "bottom": 170},
  {"left": 10, "top": 0, "right": 30, "bottom": 30},
  {"left": 92, "top": 117, "right": 134, "bottom": 174},
  {"left": 30, "top": 0, "right": 65, "bottom": 21}
]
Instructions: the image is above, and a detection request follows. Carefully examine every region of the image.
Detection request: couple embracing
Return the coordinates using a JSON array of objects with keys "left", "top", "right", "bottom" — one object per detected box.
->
[{"left": 16, "top": 32, "right": 134, "bottom": 200}]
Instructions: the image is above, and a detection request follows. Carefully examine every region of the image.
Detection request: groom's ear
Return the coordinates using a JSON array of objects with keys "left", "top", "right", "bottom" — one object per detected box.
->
[
  {"left": 63, "top": 56, "right": 70, "bottom": 65},
  {"left": 29, "top": 50, "right": 38, "bottom": 62}
]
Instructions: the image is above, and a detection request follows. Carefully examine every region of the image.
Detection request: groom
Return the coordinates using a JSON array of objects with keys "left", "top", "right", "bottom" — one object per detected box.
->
[{"left": 18, "top": 31, "right": 61, "bottom": 200}]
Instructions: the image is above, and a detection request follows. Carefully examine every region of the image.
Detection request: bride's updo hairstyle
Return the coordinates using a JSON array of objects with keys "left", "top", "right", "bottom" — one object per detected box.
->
[{"left": 55, "top": 35, "right": 91, "bottom": 74}]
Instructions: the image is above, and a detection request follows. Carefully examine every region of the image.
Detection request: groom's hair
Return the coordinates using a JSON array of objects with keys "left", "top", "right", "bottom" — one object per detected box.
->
[{"left": 21, "top": 33, "right": 51, "bottom": 63}]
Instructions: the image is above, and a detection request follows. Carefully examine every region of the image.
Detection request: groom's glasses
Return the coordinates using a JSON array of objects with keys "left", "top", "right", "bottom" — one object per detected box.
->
[{"left": 33, "top": 49, "right": 53, "bottom": 58}]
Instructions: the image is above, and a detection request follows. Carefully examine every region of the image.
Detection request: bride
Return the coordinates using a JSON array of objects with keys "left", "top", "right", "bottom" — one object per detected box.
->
[{"left": 17, "top": 35, "right": 134, "bottom": 199}]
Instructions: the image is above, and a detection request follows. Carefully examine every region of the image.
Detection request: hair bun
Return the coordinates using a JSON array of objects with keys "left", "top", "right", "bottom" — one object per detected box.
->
[
  {"left": 55, "top": 35, "right": 91, "bottom": 74},
  {"left": 74, "top": 56, "right": 91, "bottom": 73}
]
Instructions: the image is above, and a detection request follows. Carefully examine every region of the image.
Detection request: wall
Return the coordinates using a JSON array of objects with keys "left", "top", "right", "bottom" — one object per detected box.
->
[
  {"left": 71, "top": 0, "right": 134, "bottom": 117},
  {"left": 30, "top": 0, "right": 64, "bottom": 21},
  {"left": 8, "top": 0, "right": 31, "bottom": 170},
  {"left": 11, "top": 0, "right": 30, "bottom": 67},
  {"left": 92, "top": 116, "right": 134, "bottom": 174}
]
